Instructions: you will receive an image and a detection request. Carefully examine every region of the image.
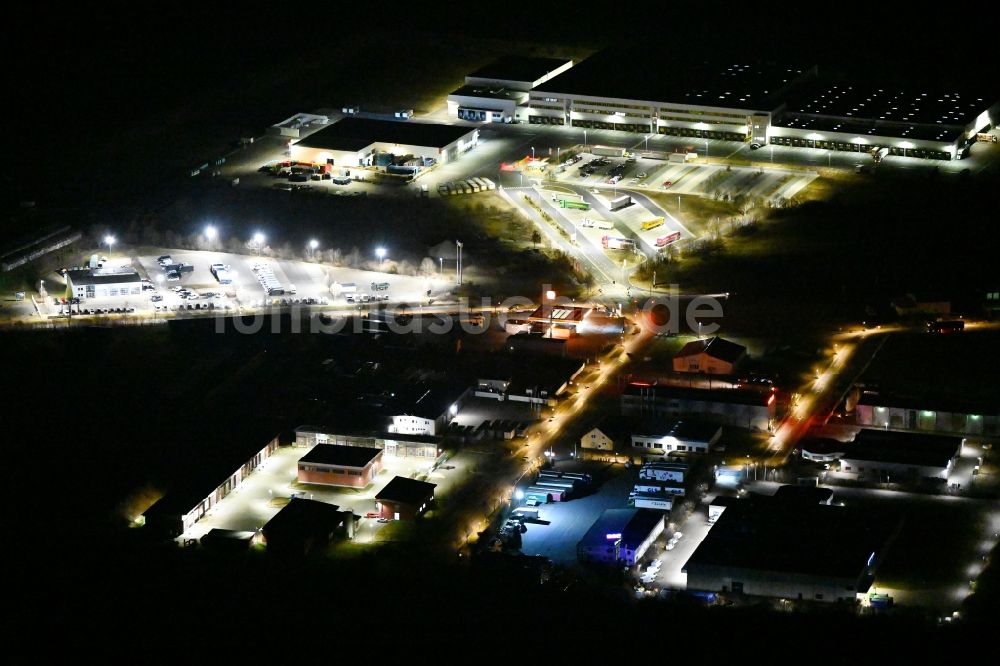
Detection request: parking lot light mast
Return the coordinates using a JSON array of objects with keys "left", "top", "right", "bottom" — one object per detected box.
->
[
  {"left": 456, "top": 240, "right": 463, "bottom": 285},
  {"left": 375, "top": 247, "right": 387, "bottom": 270},
  {"left": 103, "top": 234, "right": 116, "bottom": 255},
  {"left": 309, "top": 239, "right": 319, "bottom": 259},
  {"left": 252, "top": 232, "right": 265, "bottom": 256},
  {"left": 204, "top": 225, "right": 217, "bottom": 246}
]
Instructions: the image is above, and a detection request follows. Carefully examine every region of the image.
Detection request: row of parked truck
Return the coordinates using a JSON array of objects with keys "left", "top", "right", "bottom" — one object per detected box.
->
[{"left": 437, "top": 177, "right": 497, "bottom": 196}]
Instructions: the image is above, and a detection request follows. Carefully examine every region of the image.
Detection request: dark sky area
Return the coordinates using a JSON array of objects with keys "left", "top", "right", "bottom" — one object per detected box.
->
[{"left": 8, "top": 1, "right": 996, "bottom": 172}]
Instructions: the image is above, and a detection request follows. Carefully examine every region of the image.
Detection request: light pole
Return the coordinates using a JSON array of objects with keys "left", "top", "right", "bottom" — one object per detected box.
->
[
  {"left": 309, "top": 239, "right": 319, "bottom": 259},
  {"left": 531, "top": 146, "right": 535, "bottom": 160},
  {"left": 705, "top": 137, "right": 709, "bottom": 158},
  {"left": 583, "top": 130, "right": 587, "bottom": 148},
  {"left": 455, "top": 240, "right": 464, "bottom": 285},
  {"left": 103, "top": 234, "right": 116, "bottom": 256},
  {"left": 253, "top": 232, "right": 265, "bottom": 256},
  {"left": 376, "top": 247, "right": 387, "bottom": 270},
  {"left": 204, "top": 225, "right": 217, "bottom": 248},
  {"left": 438, "top": 256, "right": 443, "bottom": 276}
]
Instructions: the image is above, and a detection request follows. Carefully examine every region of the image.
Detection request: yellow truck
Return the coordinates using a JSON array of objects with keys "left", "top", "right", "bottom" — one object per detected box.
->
[{"left": 641, "top": 217, "right": 665, "bottom": 231}]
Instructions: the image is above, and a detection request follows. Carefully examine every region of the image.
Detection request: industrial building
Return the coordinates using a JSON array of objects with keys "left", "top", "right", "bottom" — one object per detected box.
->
[
  {"left": 375, "top": 476, "right": 436, "bottom": 521},
  {"left": 262, "top": 498, "right": 354, "bottom": 557},
  {"left": 65, "top": 268, "right": 143, "bottom": 301},
  {"left": 479, "top": 47, "right": 998, "bottom": 161},
  {"left": 447, "top": 55, "right": 573, "bottom": 123},
  {"left": 684, "top": 496, "right": 898, "bottom": 602},
  {"left": 296, "top": 444, "right": 383, "bottom": 488},
  {"left": 631, "top": 420, "right": 722, "bottom": 457},
  {"left": 838, "top": 429, "right": 962, "bottom": 483},
  {"left": 143, "top": 434, "right": 280, "bottom": 537},
  {"left": 855, "top": 389, "right": 998, "bottom": 436},
  {"left": 291, "top": 117, "right": 478, "bottom": 168},
  {"left": 672, "top": 337, "right": 746, "bottom": 375},
  {"left": 577, "top": 508, "right": 665, "bottom": 567},
  {"left": 471, "top": 353, "right": 586, "bottom": 407},
  {"left": 622, "top": 383, "right": 776, "bottom": 431},
  {"left": 294, "top": 426, "right": 441, "bottom": 460}
]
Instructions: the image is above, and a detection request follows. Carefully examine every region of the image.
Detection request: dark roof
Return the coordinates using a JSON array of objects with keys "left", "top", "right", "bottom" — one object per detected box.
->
[
  {"left": 295, "top": 117, "right": 475, "bottom": 152},
  {"left": 299, "top": 444, "right": 381, "bottom": 468},
  {"left": 262, "top": 498, "right": 348, "bottom": 541},
  {"left": 772, "top": 485, "right": 834, "bottom": 504},
  {"left": 623, "top": 383, "right": 773, "bottom": 407},
  {"left": 684, "top": 496, "right": 897, "bottom": 580},
  {"left": 144, "top": 430, "right": 281, "bottom": 520},
  {"left": 397, "top": 382, "right": 468, "bottom": 420},
  {"left": 535, "top": 50, "right": 809, "bottom": 110},
  {"left": 778, "top": 76, "right": 994, "bottom": 136},
  {"left": 857, "top": 389, "right": 999, "bottom": 417},
  {"left": 67, "top": 268, "right": 141, "bottom": 286},
  {"left": 578, "top": 509, "right": 663, "bottom": 550},
  {"left": 294, "top": 426, "right": 442, "bottom": 446},
  {"left": 468, "top": 56, "right": 571, "bottom": 84},
  {"left": 449, "top": 84, "right": 527, "bottom": 102},
  {"left": 376, "top": 476, "right": 436, "bottom": 506},
  {"left": 632, "top": 419, "right": 722, "bottom": 443},
  {"left": 843, "top": 429, "right": 961, "bottom": 468},
  {"left": 674, "top": 336, "right": 746, "bottom": 364},
  {"left": 798, "top": 437, "right": 849, "bottom": 456},
  {"left": 591, "top": 415, "right": 632, "bottom": 442}
]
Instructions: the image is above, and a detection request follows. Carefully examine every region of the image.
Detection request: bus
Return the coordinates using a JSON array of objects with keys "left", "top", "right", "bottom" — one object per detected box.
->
[
  {"left": 641, "top": 217, "right": 665, "bottom": 231},
  {"left": 655, "top": 231, "right": 682, "bottom": 247}
]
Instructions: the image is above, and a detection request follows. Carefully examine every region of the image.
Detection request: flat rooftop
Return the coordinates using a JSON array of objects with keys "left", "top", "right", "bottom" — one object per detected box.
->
[
  {"left": 299, "top": 444, "right": 381, "bottom": 468},
  {"left": 684, "top": 496, "right": 897, "bottom": 580},
  {"left": 535, "top": 50, "right": 810, "bottom": 110},
  {"left": 624, "top": 383, "right": 774, "bottom": 407},
  {"left": 633, "top": 419, "right": 722, "bottom": 443},
  {"left": 782, "top": 78, "right": 993, "bottom": 128},
  {"left": 66, "top": 268, "right": 141, "bottom": 285},
  {"left": 844, "top": 429, "right": 962, "bottom": 468},
  {"left": 376, "top": 476, "right": 436, "bottom": 506},
  {"left": 450, "top": 84, "right": 526, "bottom": 101},
  {"left": 773, "top": 113, "right": 964, "bottom": 143},
  {"left": 468, "top": 55, "right": 572, "bottom": 84},
  {"left": 295, "top": 117, "right": 475, "bottom": 152}
]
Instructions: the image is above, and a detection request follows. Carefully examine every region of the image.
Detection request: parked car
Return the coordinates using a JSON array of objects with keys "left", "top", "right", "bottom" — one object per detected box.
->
[
  {"left": 150, "top": 294, "right": 163, "bottom": 302},
  {"left": 365, "top": 512, "right": 379, "bottom": 519}
]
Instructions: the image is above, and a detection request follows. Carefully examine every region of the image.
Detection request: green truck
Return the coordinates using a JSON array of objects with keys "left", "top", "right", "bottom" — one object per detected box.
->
[{"left": 558, "top": 198, "right": 591, "bottom": 211}]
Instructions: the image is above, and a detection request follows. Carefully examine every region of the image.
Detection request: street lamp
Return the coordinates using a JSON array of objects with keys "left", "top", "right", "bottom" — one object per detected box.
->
[
  {"left": 103, "top": 234, "right": 116, "bottom": 254},
  {"left": 309, "top": 239, "right": 319, "bottom": 258},
  {"left": 204, "top": 225, "right": 217, "bottom": 243},
  {"left": 253, "top": 232, "right": 265, "bottom": 256},
  {"left": 438, "top": 256, "right": 443, "bottom": 275},
  {"left": 376, "top": 246, "right": 387, "bottom": 269},
  {"left": 531, "top": 146, "right": 535, "bottom": 160}
]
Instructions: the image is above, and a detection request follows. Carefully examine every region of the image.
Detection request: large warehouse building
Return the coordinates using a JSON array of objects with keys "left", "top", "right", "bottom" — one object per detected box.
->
[
  {"left": 462, "top": 49, "right": 998, "bottom": 161},
  {"left": 684, "top": 496, "right": 899, "bottom": 602},
  {"left": 291, "top": 117, "right": 479, "bottom": 167},
  {"left": 447, "top": 55, "right": 574, "bottom": 123}
]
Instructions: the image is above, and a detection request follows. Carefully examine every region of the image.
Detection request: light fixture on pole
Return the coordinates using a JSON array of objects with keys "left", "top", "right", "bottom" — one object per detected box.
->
[
  {"left": 104, "top": 234, "right": 116, "bottom": 254},
  {"left": 375, "top": 247, "right": 387, "bottom": 269},
  {"left": 204, "top": 225, "right": 217, "bottom": 244},
  {"left": 309, "top": 239, "right": 319, "bottom": 258},
  {"left": 455, "top": 240, "right": 463, "bottom": 285},
  {"left": 253, "top": 232, "right": 265, "bottom": 256}
]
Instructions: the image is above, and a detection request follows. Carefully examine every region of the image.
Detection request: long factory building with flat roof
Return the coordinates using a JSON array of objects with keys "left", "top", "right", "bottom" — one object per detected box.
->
[{"left": 451, "top": 50, "right": 998, "bottom": 161}]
